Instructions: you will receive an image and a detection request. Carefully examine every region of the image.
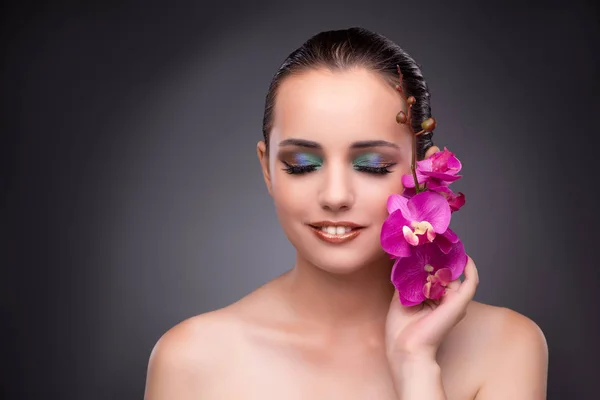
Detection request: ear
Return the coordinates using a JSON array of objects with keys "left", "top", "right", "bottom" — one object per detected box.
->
[
  {"left": 257, "top": 140, "right": 273, "bottom": 197},
  {"left": 424, "top": 145, "right": 441, "bottom": 159}
]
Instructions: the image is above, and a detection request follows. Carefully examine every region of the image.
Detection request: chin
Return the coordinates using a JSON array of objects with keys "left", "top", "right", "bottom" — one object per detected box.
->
[
  {"left": 283, "top": 222, "right": 392, "bottom": 274},
  {"left": 298, "top": 238, "right": 391, "bottom": 276},
  {"left": 310, "top": 255, "right": 367, "bottom": 275}
]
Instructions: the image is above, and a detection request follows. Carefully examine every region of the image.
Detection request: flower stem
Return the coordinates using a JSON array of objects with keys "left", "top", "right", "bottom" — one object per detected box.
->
[
  {"left": 406, "top": 101, "right": 422, "bottom": 194},
  {"left": 395, "top": 65, "right": 423, "bottom": 194},
  {"left": 411, "top": 132, "right": 421, "bottom": 193}
]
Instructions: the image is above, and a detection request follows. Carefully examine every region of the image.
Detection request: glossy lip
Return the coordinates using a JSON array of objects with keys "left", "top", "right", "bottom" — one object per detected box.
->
[
  {"left": 308, "top": 221, "right": 365, "bottom": 228},
  {"left": 307, "top": 221, "right": 365, "bottom": 244}
]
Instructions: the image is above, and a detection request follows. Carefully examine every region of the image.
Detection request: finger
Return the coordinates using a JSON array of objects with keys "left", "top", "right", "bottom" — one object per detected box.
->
[
  {"left": 456, "top": 256, "right": 479, "bottom": 302},
  {"left": 445, "top": 278, "right": 461, "bottom": 292},
  {"left": 439, "top": 278, "right": 460, "bottom": 307},
  {"left": 439, "top": 256, "right": 478, "bottom": 311},
  {"left": 388, "top": 289, "right": 425, "bottom": 316}
]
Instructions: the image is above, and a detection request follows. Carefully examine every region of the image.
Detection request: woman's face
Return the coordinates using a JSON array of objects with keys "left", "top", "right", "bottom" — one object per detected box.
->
[{"left": 258, "top": 67, "right": 428, "bottom": 275}]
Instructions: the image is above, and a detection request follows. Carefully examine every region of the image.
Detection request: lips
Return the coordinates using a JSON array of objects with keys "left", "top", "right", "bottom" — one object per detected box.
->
[{"left": 307, "top": 221, "right": 365, "bottom": 244}]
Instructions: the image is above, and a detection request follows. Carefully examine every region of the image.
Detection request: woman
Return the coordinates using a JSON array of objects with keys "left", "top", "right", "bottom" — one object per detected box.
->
[{"left": 144, "top": 27, "right": 548, "bottom": 399}]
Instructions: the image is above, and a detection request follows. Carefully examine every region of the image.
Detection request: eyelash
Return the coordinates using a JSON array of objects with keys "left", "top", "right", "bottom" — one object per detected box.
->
[
  {"left": 282, "top": 162, "right": 319, "bottom": 174},
  {"left": 282, "top": 161, "right": 396, "bottom": 175},
  {"left": 353, "top": 164, "right": 396, "bottom": 175}
]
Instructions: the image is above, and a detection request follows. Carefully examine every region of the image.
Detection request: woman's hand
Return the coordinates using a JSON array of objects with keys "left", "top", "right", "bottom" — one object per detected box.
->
[{"left": 385, "top": 256, "right": 479, "bottom": 399}]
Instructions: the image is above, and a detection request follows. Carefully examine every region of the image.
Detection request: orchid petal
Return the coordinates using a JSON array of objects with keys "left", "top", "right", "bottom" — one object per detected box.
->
[
  {"left": 431, "top": 148, "right": 461, "bottom": 172},
  {"left": 434, "top": 267, "right": 453, "bottom": 285},
  {"left": 402, "top": 159, "right": 431, "bottom": 188},
  {"left": 402, "top": 187, "right": 417, "bottom": 199},
  {"left": 442, "top": 227, "right": 459, "bottom": 243},
  {"left": 391, "top": 242, "right": 467, "bottom": 306},
  {"left": 402, "top": 226, "right": 419, "bottom": 246},
  {"left": 407, "top": 192, "right": 451, "bottom": 233},
  {"left": 434, "top": 234, "right": 453, "bottom": 254},
  {"left": 391, "top": 252, "right": 428, "bottom": 304},
  {"left": 401, "top": 174, "right": 415, "bottom": 188},
  {"left": 387, "top": 193, "right": 408, "bottom": 214},
  {"left": 428, "top": 239, "right": 467, "bottom": 281},
  {"left": 426, "top": 180, "right": 449, "bottom": 190},
  {"left": 391, "top": 194, "right": 413, "bottom": 220},
  {"left": 426, "top": 226, "right": 436, "bottom": 242},
  {"left": 417, "top": 158, "right": 433, "bottom": 172},
  {"left": 433, "top": 228, "right": 459, "bottom": 254},
  {"left": 399, "top": 291, "right": 422, "bottom": 307},
  {"left": 448, "top": 192, "right": 466, "bottom": 212},
  {"left": 380, "top": 210, "right": 412, "bottom": 257},
  {"left": 431, "top": 149, "right": 451, "bottom": 168},
  {"left": 422, "top": 281, "right": 432, "bottom": 299},
  {"left": 420, "top": 171, "right": 462, "bottom": 182},
  {"left": 401, "top": 172, "right": 428, "bottom": 188},
  {"left": 425, "top": 282, "right": 446, "bottom": 300},
  {"left": 428, "top": 185, "right": 466, "bottom": 213},
  {"left": 446, "top": 156, "right": 462, "bottom": 171}
]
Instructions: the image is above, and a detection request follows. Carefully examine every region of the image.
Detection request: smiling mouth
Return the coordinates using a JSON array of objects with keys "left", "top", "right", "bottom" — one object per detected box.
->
[{"left": 307, "top": 222, "right": 365, "bottom": 244}]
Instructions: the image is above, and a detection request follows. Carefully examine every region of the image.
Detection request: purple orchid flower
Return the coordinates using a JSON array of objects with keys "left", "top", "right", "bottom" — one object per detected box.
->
[
  {"left": 391, "top": 240, "right": 467, "bottom": 306},
  {"left": 402, "top": 147, "right": 463, "bottom": 189},
  {"left": 428, "top": 182, "right": 466, "bottom": 213},
  {"left": 380, "top": 191, "right": 451, "bottom": 258},
  {"left": 400, "top": 147, "right": 466, "bottom": 213},
  {"left": 401, "top": 183, "right": 465, "bottom": 213}
]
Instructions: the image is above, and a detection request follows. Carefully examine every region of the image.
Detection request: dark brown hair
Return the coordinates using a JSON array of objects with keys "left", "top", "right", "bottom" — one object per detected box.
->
[{"left": 262, "top": 27, "right": 435, "bottom": 159}]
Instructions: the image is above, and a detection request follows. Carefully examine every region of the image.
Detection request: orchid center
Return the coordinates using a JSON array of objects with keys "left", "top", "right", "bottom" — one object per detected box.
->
[
  {"left": 422, "top": 267, "right": 453, "bottom": 300},
  {"left": 402, "top": 220, "right": 436, "bottom": 246},
  {"left": 411, "top": 220, "right": 433, "bottom": 235}
]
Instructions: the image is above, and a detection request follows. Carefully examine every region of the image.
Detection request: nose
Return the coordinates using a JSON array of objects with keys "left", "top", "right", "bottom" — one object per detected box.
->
[{"left": 317, "top": 162, "right": 355, "bottom": 212}]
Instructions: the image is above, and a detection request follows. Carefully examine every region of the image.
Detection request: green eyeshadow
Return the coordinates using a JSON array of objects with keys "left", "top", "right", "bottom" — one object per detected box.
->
[
  {"left": 353, "top": 152, "right": 386, "bottom": 167},
  {"left": 293, "top": 152, "right": 323, "bottom": 167}
]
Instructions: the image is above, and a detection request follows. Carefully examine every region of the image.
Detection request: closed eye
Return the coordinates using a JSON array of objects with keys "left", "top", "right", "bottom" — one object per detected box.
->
[
  {"left": 353, "top": 163, "right": 396, "bottom": 175},
  {"left": 282, "top": 161, "right": 320, "bottom": 175}
]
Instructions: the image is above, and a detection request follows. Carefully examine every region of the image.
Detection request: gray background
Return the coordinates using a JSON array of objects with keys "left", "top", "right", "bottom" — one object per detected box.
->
[{"left": 3, "top": 0, "right": 599, "bottom": 398}]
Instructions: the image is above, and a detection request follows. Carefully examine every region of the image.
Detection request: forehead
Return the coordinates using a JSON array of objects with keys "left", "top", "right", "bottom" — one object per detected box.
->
[{"left": 271, "top": 67, "right": 410, "bottom": 148}]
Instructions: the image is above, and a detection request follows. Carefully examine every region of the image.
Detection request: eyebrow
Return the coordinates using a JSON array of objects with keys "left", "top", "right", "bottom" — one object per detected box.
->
[{"left": 278, "top": 139, "right": 400, "bottom": 150}]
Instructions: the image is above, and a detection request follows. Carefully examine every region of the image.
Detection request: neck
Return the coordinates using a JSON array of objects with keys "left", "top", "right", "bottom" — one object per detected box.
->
[{"left": 282, "top": 253, "right": 396, "bottom": 331}]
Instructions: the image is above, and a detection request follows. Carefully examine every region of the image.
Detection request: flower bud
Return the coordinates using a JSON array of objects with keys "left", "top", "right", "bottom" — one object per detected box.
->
[
  {"left": 407, "top": 96, "right": 416, "bottom": 105},
  {"left": 396, "top": 111, "right": 407, "bottom": 124},
  {"left": 421, "top": 117, "right": 437, "bottom": 132}
]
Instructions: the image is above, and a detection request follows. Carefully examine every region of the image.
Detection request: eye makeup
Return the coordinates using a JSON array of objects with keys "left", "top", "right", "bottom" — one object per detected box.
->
[
  {"left": 352, "top": 152, "right": 397, "bottom": 174},
  {"left": 280, "top": 152, "right": 323, "bottom": 174},
  {"left": 278, "top": 150, "right": 397, "bottom": 175}
]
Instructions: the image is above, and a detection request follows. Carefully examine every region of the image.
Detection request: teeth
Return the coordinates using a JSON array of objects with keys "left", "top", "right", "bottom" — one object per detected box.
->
[{"left": 321, "top": 226, "right": 353, "bottom": 235}]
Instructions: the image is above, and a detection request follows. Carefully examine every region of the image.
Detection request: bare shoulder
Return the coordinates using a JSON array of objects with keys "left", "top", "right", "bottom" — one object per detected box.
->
[
  {"left": 462, "top": 301, "right": 549, "bottom": 399},
  {"left": 143, "top": 306, "right": 244, "bottom": 400},
  {"left": 143, "top": 282, "right": 277, "bottom": 400},
  {"left": 464, "top": 301, "right": 547, "bottom": 341},
  {"left": 467, "top": 301, "right": 547, "bottom": 356}
]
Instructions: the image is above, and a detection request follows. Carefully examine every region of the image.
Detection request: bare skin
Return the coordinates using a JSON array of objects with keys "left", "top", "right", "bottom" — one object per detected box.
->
[
  {"left": 144, "top": 67, "right": 548, "bottom": 399},
  {"left": 144, "top": 284, "right": 547, "bottom": 399}
]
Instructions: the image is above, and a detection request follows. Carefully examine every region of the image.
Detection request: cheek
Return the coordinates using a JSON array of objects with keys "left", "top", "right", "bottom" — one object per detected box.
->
[
  {"left": 271, "top": 173, "right": 314, "bottom": 217},
  {"left": 358, "top": 171, "right": 408, "bottom": 195},
  {"left": 364, "top": 182, "right": 400, "bottom": 210},
  {"left": 357, "top": 173, "right": 406, "bottom": 220}
]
